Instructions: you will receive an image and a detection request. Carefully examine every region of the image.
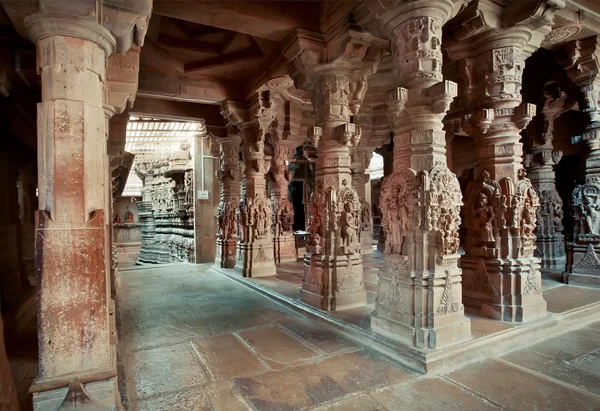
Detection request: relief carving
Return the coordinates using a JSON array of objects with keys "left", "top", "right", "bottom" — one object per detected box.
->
[{"left": 380, "top": 168, "right": 419, "bottom": 255}]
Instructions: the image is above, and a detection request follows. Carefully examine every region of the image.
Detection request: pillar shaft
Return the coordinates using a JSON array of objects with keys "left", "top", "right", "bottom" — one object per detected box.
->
[
  {"left": 34, "top": 32, "right": 113, "bottom": 385},
  {"left": 271, "top": 140, "right": 297, "bottom": 263},
  {"left": 215, "top": 132, "right": 242, "bottom": 268},
  {"left": 368, "top": 0, "right": 471, "bottom": 349}
]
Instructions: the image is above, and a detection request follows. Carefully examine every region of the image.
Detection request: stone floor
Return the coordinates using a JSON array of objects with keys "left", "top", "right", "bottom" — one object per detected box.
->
[{"left": 118, "top": 263, "right": 600, "bottom": 411}]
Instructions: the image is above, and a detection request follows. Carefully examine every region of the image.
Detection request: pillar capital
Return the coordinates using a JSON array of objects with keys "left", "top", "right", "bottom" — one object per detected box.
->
[{"left": 3, "top": 0, "right": 152, "bottom": 55}]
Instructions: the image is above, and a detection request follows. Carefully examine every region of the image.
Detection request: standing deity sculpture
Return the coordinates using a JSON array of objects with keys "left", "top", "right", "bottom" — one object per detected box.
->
[
  {"left": 341, "top": 202, "right": 359, "bottom": 250},
  {"left": 473, "top": 193, "right": 495, "bottom": 246}
]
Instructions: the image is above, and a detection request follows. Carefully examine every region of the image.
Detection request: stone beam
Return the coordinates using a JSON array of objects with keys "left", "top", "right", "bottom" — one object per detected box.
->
[
  {"left": 137, "top": 70, "right": 241, "bottom": 103},
  {"left": 131, "top": 96, "right": 226, "bottom": 126}
]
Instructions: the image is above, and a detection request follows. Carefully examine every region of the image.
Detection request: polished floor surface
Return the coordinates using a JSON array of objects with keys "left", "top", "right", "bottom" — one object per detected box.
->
[{"left": 117, "top": 263, "right": 600, "bottom": 411}]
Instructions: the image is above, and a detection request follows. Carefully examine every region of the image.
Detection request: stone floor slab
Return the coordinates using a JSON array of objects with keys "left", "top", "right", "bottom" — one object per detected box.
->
[
  {"left": 312, "top": 393, "right": 386, "bottom": 410},
  {"left": 370, "top": 376, "right": 499, "bottom": 411},
  {"left": 130, "top": 380, "right": 249, "bottom": 411},
  {"left": 192, "top": 334, "right": 266, "bottom": 381},
  {"left": 501, "top": 348, "right": 600, "bottom": 395},
  {"left": 445, "top": 359, "right": 600, "bottom": 411},
  {"left": 277, "top": 316, "right": 359, "bottom": 354},
  {"left": 238, "top": 325, "right": 320, "bottom": 369},
  {"left": 125, "top": 343, "right": 209, "bottom": 400},
  {"left": 543, "top": 285, "right": 600, "bottom": 313}
]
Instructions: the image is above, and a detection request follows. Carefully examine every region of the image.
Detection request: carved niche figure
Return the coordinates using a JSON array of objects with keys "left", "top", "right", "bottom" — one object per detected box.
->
[
  {"left": 380, "top": 169, "right": 418, "bottom": 255},
  {"left": 473, "top": 193, "right": 495, "bottom": 246},
  {"left": 184, "top": 171, "right": 193, "bottom": 204},
  {"left": 341, "top": 202, "right": 359, "bottom": 250},
  {"left": 217, "top": 201, "right": 237, "bottom": 240},
  {"left": 439, "top": 207, "right": 461, "bottom": 255},
  {"left": 237, "top": 199, "right": 249, "bottom": 242},
  {"left": 360, "top": 201, "right": 371, "bottom": 231},
  {"left": 251, "top": 199, "right": 270, "bottom": 238},
  {"left": 307, "top": 182, "right": 325, "bottom": 253},
  {"left": 278, "top": 200, "right": 294, "bottom": 235},
  {"left": 521, "top": 198, "right": 536, "bottom": 245},
  {"left": 125, "top": 210, "right": 135, "bottom": 223},
  {"left": 113, "top": 214, "right": 122, "bottom": 224}
]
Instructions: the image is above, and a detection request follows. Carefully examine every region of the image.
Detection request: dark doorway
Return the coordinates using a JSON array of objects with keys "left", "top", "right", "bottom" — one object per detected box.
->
[{"left": 290, "top": 181, "right": 305, "bottom": 231}]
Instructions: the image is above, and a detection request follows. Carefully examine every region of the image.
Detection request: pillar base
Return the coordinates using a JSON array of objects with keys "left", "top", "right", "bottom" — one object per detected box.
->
[
  {"left": 301, "top": 253, "right": 367, "bottom": 311},
  {"left": 462, "top": 257, "right": 547, "bottom": 322},
  {"left": 565, "top": 243, "right": 600, "bottom": 287},
  {"left": 371, "top": 311, "right": 471, "bottom": 350},
  {"left": 360, "top": 229, "right": 373, "bottom": 255},
  {"left": 216, "top": 238, "right": 237, "bottom": 268},
  {"left": 32, "top": 377, "right": 118, "bottom": 411},
  {"left": 273, "top": 235, "right": 297, "bottom": 263},
  {"left": 536, "top": 237, "right": 566, "bottom": 271},
  {"left": 234, "top": 242, "right": 276, "bottom": 278}
]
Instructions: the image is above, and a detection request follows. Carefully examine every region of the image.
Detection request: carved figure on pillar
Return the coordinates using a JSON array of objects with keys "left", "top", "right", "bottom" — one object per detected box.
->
[
  {"left": 351, "top": 144, "right": 375, "bottom": 255},
  {"left": 283, "top": 26, "right": 387, "bottom": 310},
  {"left": 445, "top": 0, "right": 564, "bottom": 321},
  {"left": 562, "top": 36, "right": 600, "bottom": 286}
]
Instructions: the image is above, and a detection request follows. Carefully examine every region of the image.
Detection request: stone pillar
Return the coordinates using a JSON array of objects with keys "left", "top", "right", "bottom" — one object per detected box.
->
[
  {"left": 27, "top": 13, "right": 116, "bottom": 403},
  {"left": 284, "top": 28, "right": 386, "bottom": 310},
  {"left": 194, "top": 130, "right": 218, "bottom": 263},
  {"left": 268, "top": 89, "right": 306, "bottom": 264},
  {"left": 270, "top": 139, "right": 297, "bottom": 263},
  {"left": 445, "top": 1, "right": 563, "bottom": 322},
  {"left": 525, "top": 83, "right": 573, "bottom": 270},
  {"left": 367, "top": 0, "right": 471, "bottom": 349},
  {"left": 562, "top": 36, "right": 600, "bottom": 286},
  {"left": 214, "top": 127, "right": 242, "bottom": 268},
  {"left": 350, "top": 148, "right": 374, "bottom": 255},
  {"left": 376, "top": 143, "right": 394, "bottom": 251},
  {"left": 136, "top": 164, "right": 156, "bottom": 264},
  {"left": 223, "top": 97, "right": 277, "bottom": 277}
]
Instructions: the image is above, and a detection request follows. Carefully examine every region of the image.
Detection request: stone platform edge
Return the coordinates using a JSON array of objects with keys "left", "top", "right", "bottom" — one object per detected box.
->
[{"left": 210, "top": 265, "right": 600, "bottom": 374}]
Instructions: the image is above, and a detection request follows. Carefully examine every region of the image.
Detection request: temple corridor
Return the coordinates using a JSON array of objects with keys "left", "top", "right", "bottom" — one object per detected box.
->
[{"left": 114, "top": 263, "right": 600, "bottom": 411}]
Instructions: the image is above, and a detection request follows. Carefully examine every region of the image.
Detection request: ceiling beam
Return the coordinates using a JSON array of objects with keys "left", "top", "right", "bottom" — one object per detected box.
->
[
  {"left": 184, "top": 48, "right": 264, "bottom": 73},
  {"left": 157, "top": 34, "right": 222, "bottom": 55},
  {"left": 131, "top": 96, "right": 226, "bottom": 126},
  {"left": 153, "top": 1, "right": 320, "bottom": 42}
]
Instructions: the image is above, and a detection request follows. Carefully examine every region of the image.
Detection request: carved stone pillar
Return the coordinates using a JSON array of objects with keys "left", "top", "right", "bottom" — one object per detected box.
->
[
  {"left": 350, "top": 148, "right": 374, "bottom": 255},
  {"left": 562, "top": 36, "right": 600, "bottom": 286},
  {"left": 367, "top": 0, "right": 471, "bottom": 349},
  {"left": 214, "top": 127, "right": 242, "bottom": 268},
  {"left": 268, "top": 88, "right": 306, "bottom": 264},
  {"left": 446, "top": 1, "right": 563, "bottom": 322},
  {"left": 270, "top": 139, "right": 297, "bottom": 263},
  {"left": 223, "top": 97, "right": 277, "bottom": 277},
  {"left": 284, "top": 28, "right": 386, "bottom": 310},
  {"left": 525, "top": 84, "right": 573, "bottom": 270},
  {"left": 8, "top": 3, "right": 152, "bottom": 405}
]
